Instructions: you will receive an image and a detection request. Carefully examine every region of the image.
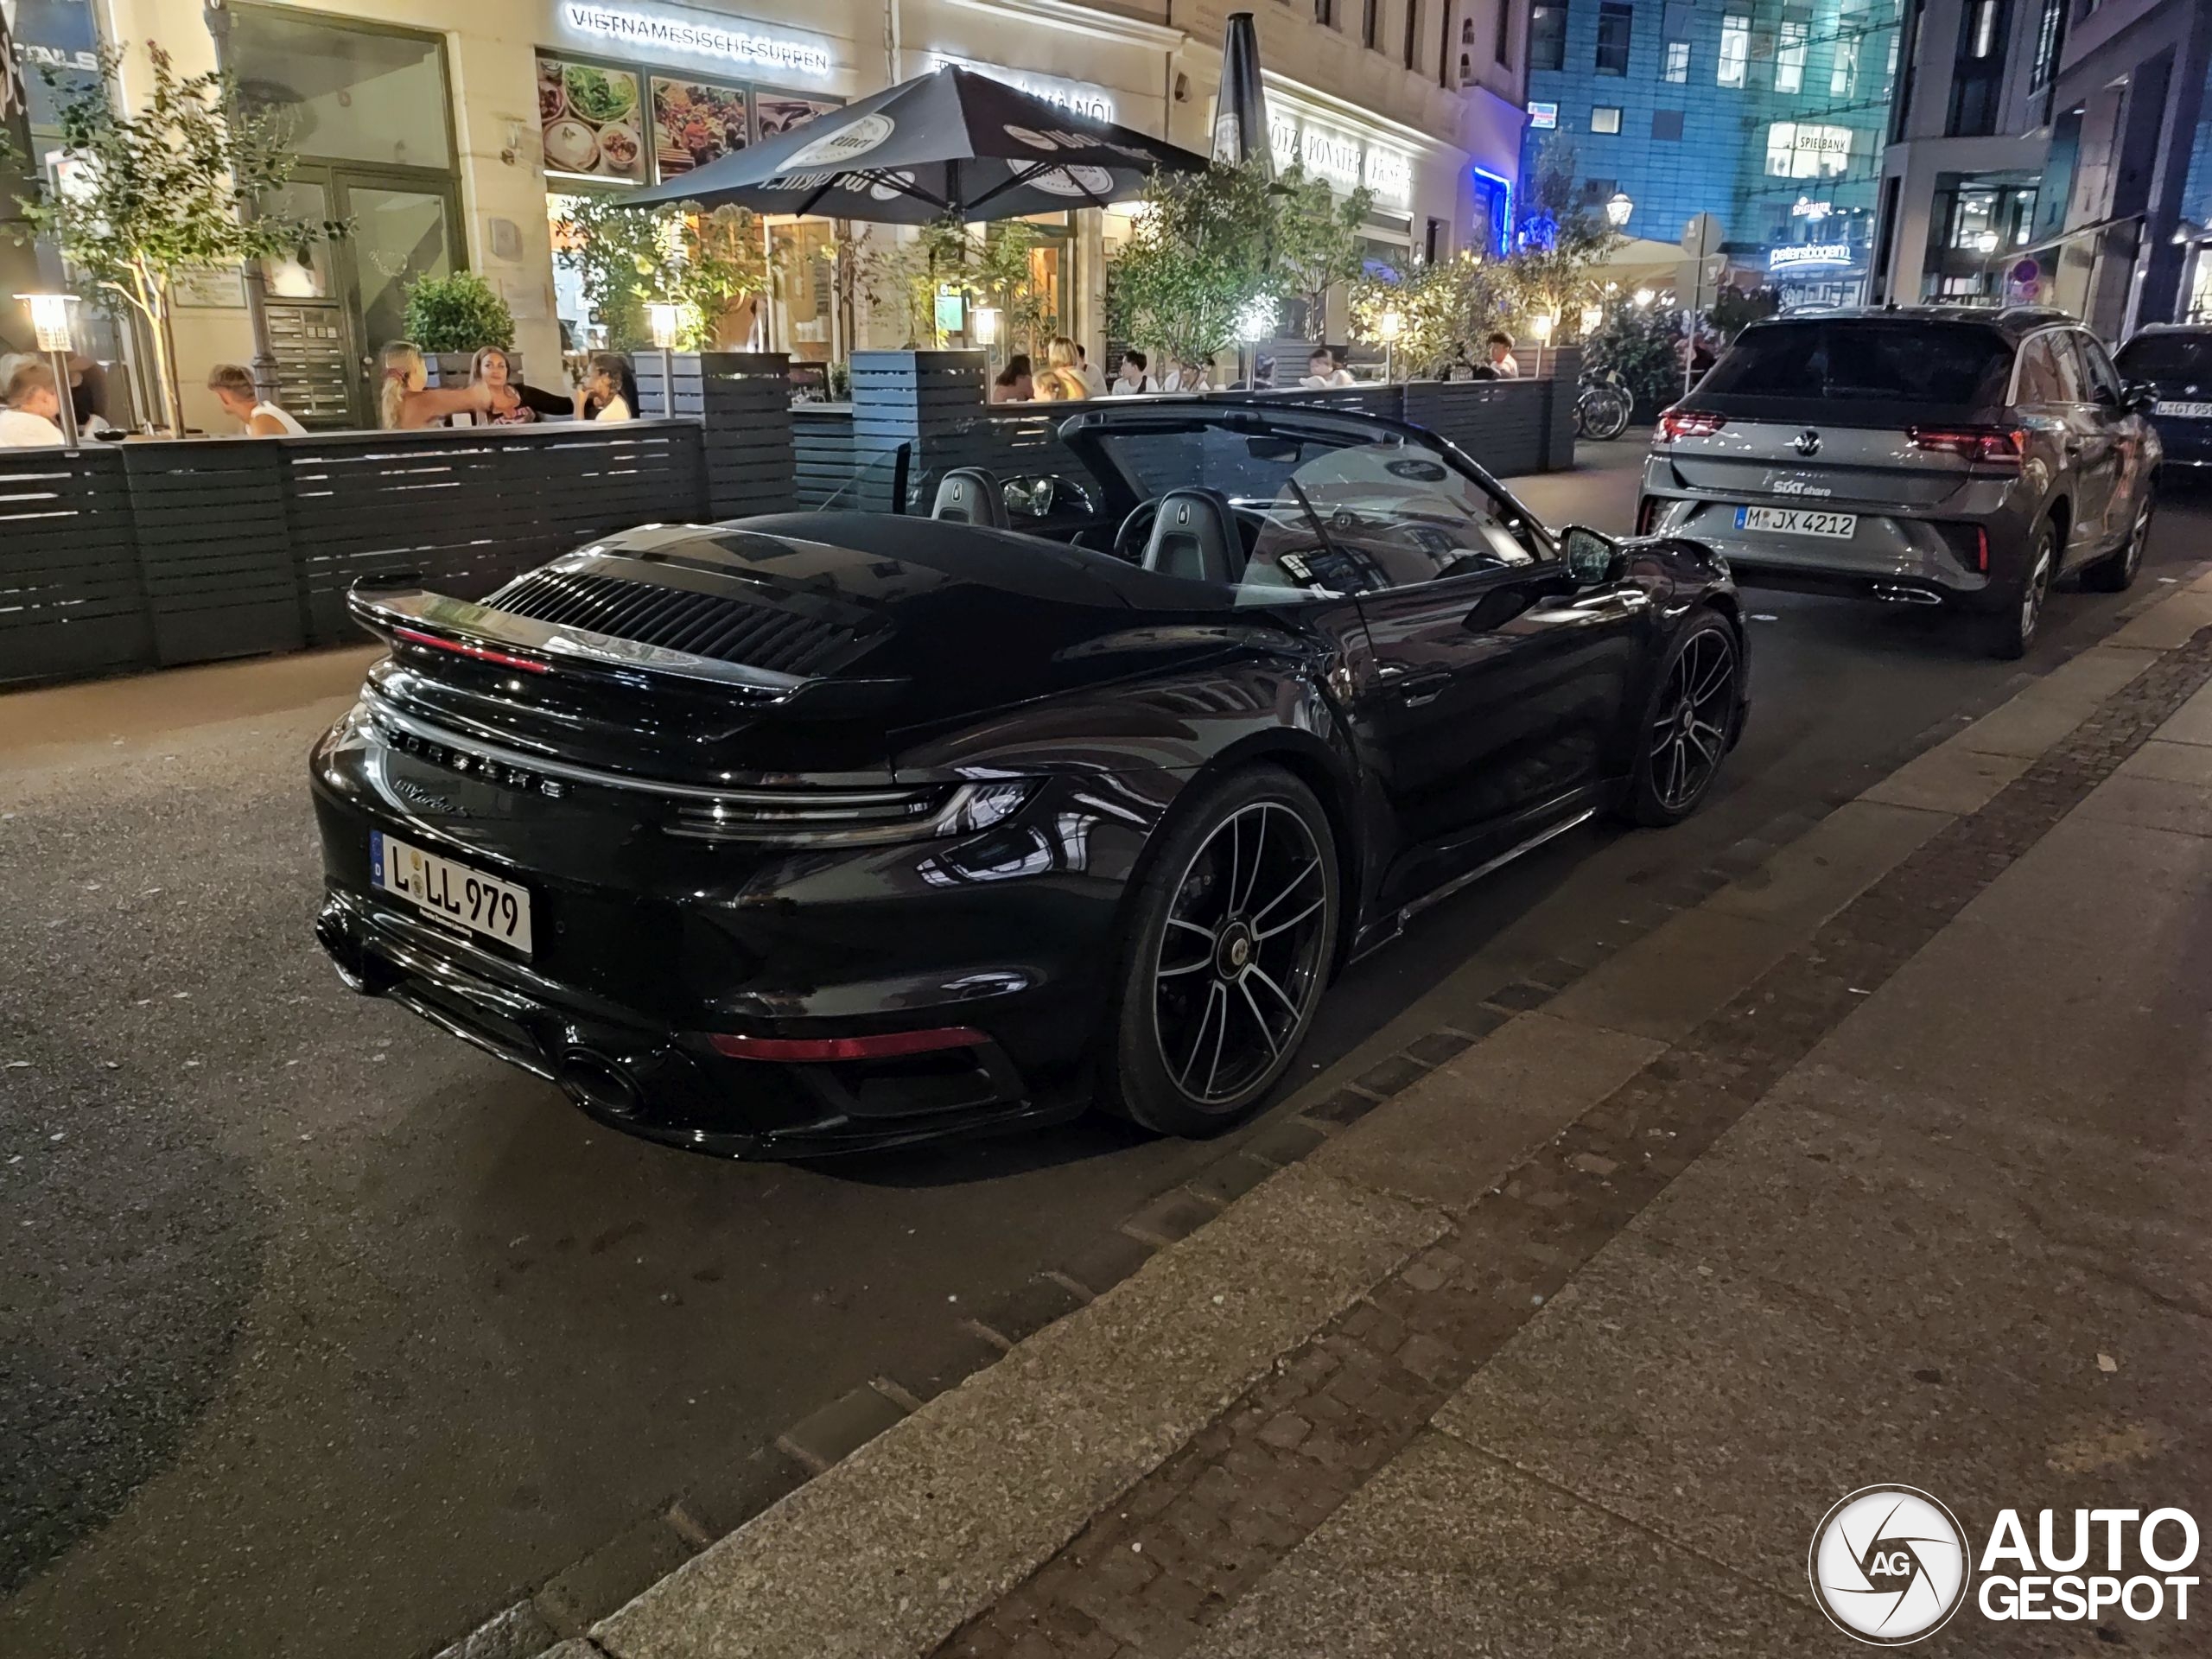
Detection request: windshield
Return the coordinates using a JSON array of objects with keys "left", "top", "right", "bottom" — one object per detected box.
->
[
  {"left": 1700, "top": 320, "right": 2014, "bottom": 407},
  {"left": 2116, "top": 332, "right": 2212, "bottom": 385}
]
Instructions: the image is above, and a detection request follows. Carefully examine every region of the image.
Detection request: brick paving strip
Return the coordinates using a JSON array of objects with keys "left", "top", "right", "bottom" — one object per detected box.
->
[{"left": 433, "top": 572, "right": 2212, "bottom": 1659}]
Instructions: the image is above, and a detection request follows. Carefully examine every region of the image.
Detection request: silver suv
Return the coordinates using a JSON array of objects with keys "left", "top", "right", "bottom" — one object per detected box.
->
[{"left": 1637, "top": 307, "right": 2162, "bottom": 657}]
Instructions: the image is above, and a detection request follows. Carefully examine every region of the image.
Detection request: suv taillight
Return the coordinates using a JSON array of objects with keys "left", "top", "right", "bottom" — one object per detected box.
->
[
  {"left": 1656, "top": 410, "right": 1726, "bottom": 442},
  {"left": 1906, "top": 425, "right": 2025, "bottom": 467}
]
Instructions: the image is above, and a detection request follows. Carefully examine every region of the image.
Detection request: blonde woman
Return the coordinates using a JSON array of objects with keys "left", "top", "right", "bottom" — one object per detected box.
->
[
  {"left": 378, "top": 342, "right": 493, "bottom": 429},
  {"left": 467, "top": 346, "right": 572, "bottom": 425},
  {"left": 1035, "top": 336, "right": 1090, "bottom": 403}
]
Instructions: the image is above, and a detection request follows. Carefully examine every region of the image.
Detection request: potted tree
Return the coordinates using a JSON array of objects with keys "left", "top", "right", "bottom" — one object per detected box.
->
[
  {"left": 3, "top": 44, "right": 343, "bottom": 437},
  {"left": 403, "top": 270, "right": 518, "bottom": 386}
]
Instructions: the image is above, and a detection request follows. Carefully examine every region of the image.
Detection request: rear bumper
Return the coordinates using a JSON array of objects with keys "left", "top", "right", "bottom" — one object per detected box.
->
[
  {"left": 308, "top": 710, "right": 1160, "bottom": 1157},
  {"left": 1638, "top": 478, "right": 2027, "bottom": 613},
  {"left": 315, "top": 886, "right": 1078, "bottom": 1157}
]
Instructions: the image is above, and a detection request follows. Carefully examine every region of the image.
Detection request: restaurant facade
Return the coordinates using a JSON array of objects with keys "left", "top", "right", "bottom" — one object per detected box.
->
[{"left": 70, "top": 0, "right": 1529, "bottom": 429}]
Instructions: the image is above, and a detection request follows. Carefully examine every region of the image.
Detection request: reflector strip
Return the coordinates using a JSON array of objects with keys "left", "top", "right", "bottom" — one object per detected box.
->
[{"left": 709, "top": 1028, "right": 988, "bottom": 1062}]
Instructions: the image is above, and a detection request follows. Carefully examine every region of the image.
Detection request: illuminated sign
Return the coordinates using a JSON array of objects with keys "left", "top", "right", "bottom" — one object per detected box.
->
[
  {"left": 1528, "top": 101, "right": 1558, "bottom": 130},
  {"left": 1769, "top": 243, "right": 1855, "bottom": 271},
  {"left": 1764, "top": 122, "right": 1852, "bottom": 180},
  {"left": 924, "top": 54, "right": 1115, "bottom": 123},
  {"left": 559, "top": 3, "right": 834, "bottom": 78},
  {"left": 1791, "top": 196, "right": 1834, "bottom": 219},
  {"left": 1268, "top": 111, "right": 1413, "bottom": 210}
]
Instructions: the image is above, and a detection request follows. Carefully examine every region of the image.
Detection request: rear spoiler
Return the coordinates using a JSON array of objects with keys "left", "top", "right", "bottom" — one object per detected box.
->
[{"left": 348, "top": 582, "right": 804, "bottom": 699}]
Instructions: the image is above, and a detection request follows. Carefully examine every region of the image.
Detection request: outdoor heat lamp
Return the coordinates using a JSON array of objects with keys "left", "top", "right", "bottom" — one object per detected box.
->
[
  {"left": 15, "top": 293, "right": 81, "bottom": 447},
  {"left": 1376, "top": 308, "right": 1404, "bottom": 383},
  {"left": 21, "top": 292, "right": 73, "bottom": 353}
]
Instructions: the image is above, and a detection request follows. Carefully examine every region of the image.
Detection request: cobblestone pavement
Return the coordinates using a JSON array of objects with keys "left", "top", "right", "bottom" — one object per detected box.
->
[{"left": 933, "top": 633, "right": 2212, "bottom": 1659}]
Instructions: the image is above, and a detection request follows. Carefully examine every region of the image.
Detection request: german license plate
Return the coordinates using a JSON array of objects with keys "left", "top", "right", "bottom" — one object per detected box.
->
[
  {"left": 2155, "top": 400, "right": 2212, "bottom": 419},
  {"left": 370, "top": 830, "right": 532, "bottom": 954},
  {"left": 1736, "top": 505, "right": 1858, "bottom": 539}
]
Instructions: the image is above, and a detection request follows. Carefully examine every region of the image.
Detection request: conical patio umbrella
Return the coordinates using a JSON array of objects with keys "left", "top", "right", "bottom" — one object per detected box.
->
[
  {"left": 620, "top": 65, "right": 1206, "bottom": 224},
  {"left": 1211, "top": 12, "right": 1273, "bottom": 178}
]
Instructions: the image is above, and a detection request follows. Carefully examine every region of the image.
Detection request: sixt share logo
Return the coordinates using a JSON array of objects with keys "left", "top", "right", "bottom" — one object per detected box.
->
[{"left": 1809, "top": 1486, "right": 1971, "bottom": 1645}]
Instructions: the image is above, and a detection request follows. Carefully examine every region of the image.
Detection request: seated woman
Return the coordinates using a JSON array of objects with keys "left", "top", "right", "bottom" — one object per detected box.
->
[
  {"left": 464, "top": 346, "right": 575, "bottom": 425},
  {"left": 207, "top": 363, "right": 308, "bottom": 435},
  {"left": 1033, "top": 337, "right": 1090, "bottom": 403},
  {"left": 575, "top": 353, "right": 639, "bottom": 423},
  {"left": 990, "top": 353, "right": 1033, "bottom": 404},
  {"left": 379, "top": 343, "right": 493, "bottom": 429}
]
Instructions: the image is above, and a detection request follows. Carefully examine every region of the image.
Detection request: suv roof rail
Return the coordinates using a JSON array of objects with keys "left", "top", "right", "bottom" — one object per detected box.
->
[{"left": 1999, "top": 304, "right": 2073, "bottom": 324}]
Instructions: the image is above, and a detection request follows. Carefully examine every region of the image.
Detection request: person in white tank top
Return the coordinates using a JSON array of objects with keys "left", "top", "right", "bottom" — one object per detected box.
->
[{"left": 207, "top": 363, "right": 310, "bottom": 435}]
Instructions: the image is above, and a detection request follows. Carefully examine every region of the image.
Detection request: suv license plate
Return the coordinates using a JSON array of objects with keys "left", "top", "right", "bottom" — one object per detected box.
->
[
  {"left": 2155, "top": 400, "right": 2212, "bottom": 419},
  {"left": 1736, "top": 505, "right": 1857, "bottom": 539},
  {"left": 371, "top": 830, "right": 533, "bottom": 954}
]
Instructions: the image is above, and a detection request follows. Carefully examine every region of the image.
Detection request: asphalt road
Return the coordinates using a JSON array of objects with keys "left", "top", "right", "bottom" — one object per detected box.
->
[{"left": 3, "top": 441, "right": 2205, "bottom": 1659}]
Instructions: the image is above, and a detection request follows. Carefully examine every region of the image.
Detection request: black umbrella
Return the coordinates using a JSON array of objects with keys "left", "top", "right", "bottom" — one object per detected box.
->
[
  {"left": 620, "top": 66, "right": 1207, "bottom": 224},
  {"left": 1212, "top": 12, "right": 1273, "bottom": 179}
]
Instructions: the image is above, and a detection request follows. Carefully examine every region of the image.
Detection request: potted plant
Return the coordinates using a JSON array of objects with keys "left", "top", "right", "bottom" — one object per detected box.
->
[{"left": 403, "top": 270, "right": 518, "bottom": 385}]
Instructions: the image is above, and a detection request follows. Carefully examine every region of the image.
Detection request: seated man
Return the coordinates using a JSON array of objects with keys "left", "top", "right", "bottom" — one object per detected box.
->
[
  {"left": 1485, "top": 332, "right": 1520, "bottom": 378},
  {"left": 0, "top": 359, "right": 67, "bottom": 447}
]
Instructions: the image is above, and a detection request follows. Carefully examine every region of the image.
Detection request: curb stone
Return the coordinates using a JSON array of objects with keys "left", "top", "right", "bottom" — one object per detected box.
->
[{"left": 417, "top": 568, "right": 2212, "bottom": 1659}]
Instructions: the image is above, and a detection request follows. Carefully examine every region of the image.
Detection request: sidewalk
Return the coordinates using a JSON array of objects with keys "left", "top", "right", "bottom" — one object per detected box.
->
[{"left": 539, "top": 577, "right": 2212, "bottom": 1659}]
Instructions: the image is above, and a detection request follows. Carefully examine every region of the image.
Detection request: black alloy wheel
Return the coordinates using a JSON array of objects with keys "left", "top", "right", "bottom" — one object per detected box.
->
[
  {"left": 1105, "top": 767, "right": 1338, "bottom": 1135},
  {"left": 1621, "top": 612, "right": 1739, "bottom": 827},
  {"left": 2086, "top": 493, "right": 2153, "bottom": 593}
]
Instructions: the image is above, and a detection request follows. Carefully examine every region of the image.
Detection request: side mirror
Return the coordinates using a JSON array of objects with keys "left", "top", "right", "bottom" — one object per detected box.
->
[
  {"left": 1562, "top": 524, "right": 1622, "bottom": 585},
  {"left": 2124, "top": 381, "right": 2159, "bottom": 416}
]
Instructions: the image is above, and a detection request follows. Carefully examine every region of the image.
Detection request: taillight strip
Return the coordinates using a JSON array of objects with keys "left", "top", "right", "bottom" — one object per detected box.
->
[{"left": 391, "top": 626, "right": 550, "bottom": 675}]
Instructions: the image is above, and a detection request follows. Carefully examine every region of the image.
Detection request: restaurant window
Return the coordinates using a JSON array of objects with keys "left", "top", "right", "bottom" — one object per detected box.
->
[
  {"left": 1777, "top": 19, "right": 1809, "bottom": 92},
  {"left": 1591, "top": 105, "right": 1622, "bottom": 134},
  {"left": 1664, "top": 41, "right": 1690, "bottom": 81},
  {"left": 1594, "top": 3, "right": 1631, "bottom": 74},
  {"left": 1719, "top": 14, "right": 1751, "bottom": 86},
  {"left": 233, "top": 6, "right": 454, "bottom": 170},
  {"left": 1529, "top": 3, "right": 1567, "bottom": 71}
]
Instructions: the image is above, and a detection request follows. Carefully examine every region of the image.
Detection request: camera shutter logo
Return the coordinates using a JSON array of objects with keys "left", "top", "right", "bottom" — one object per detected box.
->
[{"left": 1809, "top": 1486, "right": 1972, "bottom": 1645}]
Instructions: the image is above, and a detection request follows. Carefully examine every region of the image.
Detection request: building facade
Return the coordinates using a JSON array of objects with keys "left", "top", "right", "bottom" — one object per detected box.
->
[
  {"left": 22, "top": 0, "right": 1528, "bottom": 430},
  {"left": 1874, "top": 0, "right": 2212, "bottom": 334},
  {"left": 1520, "top": 0, "right": 1901, "bottom": 303}
]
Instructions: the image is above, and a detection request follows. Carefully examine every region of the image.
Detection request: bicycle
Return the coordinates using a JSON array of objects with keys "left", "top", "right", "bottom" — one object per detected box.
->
[{"left": 1574, "top": 367, "right": 1633, "bottom": 441}]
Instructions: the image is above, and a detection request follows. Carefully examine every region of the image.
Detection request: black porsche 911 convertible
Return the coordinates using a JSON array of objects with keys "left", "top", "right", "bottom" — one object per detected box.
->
[{"left": 310, "top": 401, "right": 1748, "bottom": 1157}]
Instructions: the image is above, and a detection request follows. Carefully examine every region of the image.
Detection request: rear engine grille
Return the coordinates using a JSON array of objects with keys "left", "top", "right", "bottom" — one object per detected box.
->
[{"left": 489, "top": 569, "right": 852, "bottom": 676}]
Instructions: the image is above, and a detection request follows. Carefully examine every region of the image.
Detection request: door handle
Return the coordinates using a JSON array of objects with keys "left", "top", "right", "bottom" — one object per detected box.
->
[{"left": 1386, "top": 667, "right": 1452, "bottom": 707}]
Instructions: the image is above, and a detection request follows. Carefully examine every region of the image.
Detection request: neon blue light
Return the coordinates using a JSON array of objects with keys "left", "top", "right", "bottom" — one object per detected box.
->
[{"left": 1471, "top": 165, "right": 1514, "bottom": 257}]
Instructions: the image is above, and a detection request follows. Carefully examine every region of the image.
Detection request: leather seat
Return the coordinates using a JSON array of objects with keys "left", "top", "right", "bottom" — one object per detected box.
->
[
  {"left": 1141, "top": 488, "right": 1245, "bottom": 584},
  {"left": 930, "top": 467, "right": 1010, "bottom": 528}
]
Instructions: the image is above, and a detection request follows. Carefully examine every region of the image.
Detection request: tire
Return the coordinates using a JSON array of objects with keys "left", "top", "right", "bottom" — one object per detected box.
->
[
  {"left": 1617, "top": 609, "right": 1742, "bottom": 829},
  {"left": 1586, "top": 386, "right": 1632, "bottom": 441},
  {"left": 1985, "top": 518, "right": 2057, "bottom": 659},
  {"left": 1102, "top": 766, "right": 1340, "bottom": 1136},
  {"left": 2084, "top": 493, "right": 2152, "bottom": 593}
]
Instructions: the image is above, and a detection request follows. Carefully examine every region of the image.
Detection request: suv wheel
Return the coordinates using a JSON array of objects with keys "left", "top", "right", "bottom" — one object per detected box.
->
[
  {"left": 2085, "top": 495, "right": 2152, "bottom": 593},
  {"left": 1986, "top": 520, "right": 2056, "bottom": 660}
]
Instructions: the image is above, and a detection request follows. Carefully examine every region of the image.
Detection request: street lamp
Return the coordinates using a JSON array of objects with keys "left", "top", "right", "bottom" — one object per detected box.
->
[
  {"left": 16, "top": 293, "right": 80, "bottom": 446},
  {"left": 1529, "top": 310, "right": 1554, "bottom": 378},
  {"left": 1634, "top": 287, "right": 1656, "bottom": 308},
  {"left": 1605, "top": 191, "right": 1634, "bottom": 229},
  {"left": 646, "top": 302, "right": 681, "bottom": 417},
  {"left": 1376, "top": 308, "right": 1403, "bottom": 382}
]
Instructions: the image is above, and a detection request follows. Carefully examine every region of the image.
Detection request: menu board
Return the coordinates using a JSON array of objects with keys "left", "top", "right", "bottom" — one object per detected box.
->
[
  {"left": 537, "top": 54, "right": 645, "bottom": 181},
  {"left": 651, "top": 77, "right": 748, "bottom": 178},
  {"left": 753, "top": 92, "right": 842, "bottom": 142}
]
